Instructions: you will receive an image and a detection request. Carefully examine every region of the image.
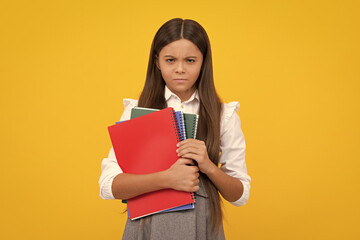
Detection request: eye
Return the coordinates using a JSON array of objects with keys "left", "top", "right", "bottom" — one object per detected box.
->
[
  {"left": 187, "top": 59, "right": 195, "bottom": 63},
  {"left": 166, "top": 59, "right": 174, "bottom": 62}
]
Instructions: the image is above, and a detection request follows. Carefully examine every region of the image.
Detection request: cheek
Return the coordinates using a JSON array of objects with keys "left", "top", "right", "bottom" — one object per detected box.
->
[
  {"left": 190, "top": 66, "right": 202, "bottom": 79},
  {"left": 160, "top": 69, "right": 172, "bottom": 82}
]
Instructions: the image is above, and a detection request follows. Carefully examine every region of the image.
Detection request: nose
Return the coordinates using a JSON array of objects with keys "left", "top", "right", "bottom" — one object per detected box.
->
[{"left": 175, "top": 61, "right": 185, "bottom": 73}]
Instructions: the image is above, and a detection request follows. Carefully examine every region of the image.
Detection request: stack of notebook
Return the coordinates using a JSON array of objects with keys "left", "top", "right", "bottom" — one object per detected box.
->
[
  {"left": 108, "top": 107, "right": 199, "bottom": 220},
  {"left": 130, "top": 107, "right": 199, "bottom": 140}
]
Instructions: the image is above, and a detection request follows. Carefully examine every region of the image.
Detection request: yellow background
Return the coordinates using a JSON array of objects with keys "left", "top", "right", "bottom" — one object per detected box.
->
[{"left": 1, "top": 0, "right": 359, "bottom": 239}]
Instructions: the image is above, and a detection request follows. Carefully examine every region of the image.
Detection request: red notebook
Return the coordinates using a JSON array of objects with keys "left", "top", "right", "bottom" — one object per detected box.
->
[{"left": 108, "top": 107, "right": 195, "bottom": 220}]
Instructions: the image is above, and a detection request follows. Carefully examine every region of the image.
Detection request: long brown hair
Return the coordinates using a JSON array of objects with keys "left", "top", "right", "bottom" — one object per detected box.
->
[{"left": 138, "top": 18, "right": 223, "bottom": 232}]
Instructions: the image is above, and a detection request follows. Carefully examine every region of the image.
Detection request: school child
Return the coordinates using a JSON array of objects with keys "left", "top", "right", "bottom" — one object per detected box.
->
[{"left": 99, "top": 18, "right": 251, "bottom": 240}]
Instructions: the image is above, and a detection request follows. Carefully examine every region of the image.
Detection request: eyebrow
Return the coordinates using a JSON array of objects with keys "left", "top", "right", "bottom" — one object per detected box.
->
[{"left": 164, "top": 55, "right": 198, "bottom": 58}]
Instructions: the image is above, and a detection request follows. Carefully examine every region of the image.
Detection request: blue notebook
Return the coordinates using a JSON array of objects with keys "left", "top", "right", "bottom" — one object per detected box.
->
[{"left": 174, "top": 111, "right": 186, "bottom": 141}]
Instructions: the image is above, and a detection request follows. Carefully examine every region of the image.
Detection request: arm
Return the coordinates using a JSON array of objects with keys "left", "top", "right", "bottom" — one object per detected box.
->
[
  {"left": 177, "top": 140, "right": 243, "bottom": 202},
  {"left": 99, "top": 147, "right": 200, "bottom": 200},
  {"left": 177, "top": 105, "right": 251, "bottom": 205},
  {"left": 111, "top": 158, "right": 200, "bottom": 200},
  {"left": 99, "top": 98, "right": 200, "bottom": 200},
  {"left": 201, "top": 160, "right": 244, "bottom": 202},
  {"left": 111, "top": 172, "right": 168, "bottom": 200}
]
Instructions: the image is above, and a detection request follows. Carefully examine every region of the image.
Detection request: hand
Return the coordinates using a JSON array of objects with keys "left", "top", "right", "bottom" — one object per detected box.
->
[
  {"left": 165, "top": 158, "right": 200, "bottom": 192},
  {"left": 176, "top": 139, "right": 216, "bottom": 175}
]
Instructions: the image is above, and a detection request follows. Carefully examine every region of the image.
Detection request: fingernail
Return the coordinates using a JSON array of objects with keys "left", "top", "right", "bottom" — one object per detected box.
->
[{"left": 177, "top": 143, "right": 179, "bottom": 147}]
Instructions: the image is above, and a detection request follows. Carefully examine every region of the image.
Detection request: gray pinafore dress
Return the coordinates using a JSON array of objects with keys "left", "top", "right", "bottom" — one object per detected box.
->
[{"left": 122, "top": 175, "right": 225, "bottom": 240}]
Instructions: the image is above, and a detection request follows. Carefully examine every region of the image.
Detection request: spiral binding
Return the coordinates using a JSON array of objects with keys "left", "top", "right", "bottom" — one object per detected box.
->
[
  {"left": 191, "top": 193, "right": 195, "bottom": 202},
  {"left": 175, "top": 111, "right": 186, "bottom": 141},
  {"left": 170, "top": 109, "right": 181, "bottom": 143},
  {"left": 192, "top": 115, "right": 199, "bottom": 139},
  {"left": 171, "top": 109, "right": 195, "bottom": 202}
]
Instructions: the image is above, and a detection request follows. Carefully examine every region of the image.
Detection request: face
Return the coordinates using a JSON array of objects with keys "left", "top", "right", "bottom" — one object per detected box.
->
[{"left": 156, "top": 39, "right": 203, "bottom": 102}]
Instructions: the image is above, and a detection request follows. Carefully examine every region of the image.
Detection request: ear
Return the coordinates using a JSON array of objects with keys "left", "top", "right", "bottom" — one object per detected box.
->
[{"left": 155, "top": 55, "right": 161, "bottom": 70}]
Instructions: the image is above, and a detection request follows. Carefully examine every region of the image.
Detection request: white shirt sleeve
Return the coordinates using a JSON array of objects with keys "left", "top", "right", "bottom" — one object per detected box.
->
[
  {"left": 98, "top": 99, "right": 138, "bottom": 200},
  {"left": 219, "top": 102, "right": 251, "bottom": 206}
]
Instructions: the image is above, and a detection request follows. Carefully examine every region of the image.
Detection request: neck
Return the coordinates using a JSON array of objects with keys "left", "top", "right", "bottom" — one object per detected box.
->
[{"left": 177, "top": 87, "right": 196, "bottom": 103}]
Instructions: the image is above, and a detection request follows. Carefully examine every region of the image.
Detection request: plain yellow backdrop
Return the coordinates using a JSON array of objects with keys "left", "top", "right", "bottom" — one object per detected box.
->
[{"left": 1, "top": 0, "right": 359, "bottom": 239}]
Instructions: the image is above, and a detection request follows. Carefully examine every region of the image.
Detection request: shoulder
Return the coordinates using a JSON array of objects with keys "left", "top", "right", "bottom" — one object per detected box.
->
[
  {"left": 221, "top": 101, "right": 240, "bottom": 122},
  {"left": 123, "top": 98, "right": 138, "bottom": 109},
  {"left": 119, "top": 98, "right": 138, "bottom": 121},
  {"left": 220, "top": 101, "right": 241, "bottom": 134}
]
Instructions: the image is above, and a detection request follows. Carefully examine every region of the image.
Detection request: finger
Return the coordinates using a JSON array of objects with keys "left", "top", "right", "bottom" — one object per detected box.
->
[
  {"left": 177, "top": 139, "right": 197, "bottom": 147},
  {"left": 179, "top": 158, "right": 197, "bottom": 166},
  {"left": 176, "top": 145, "right": 206, "bottom": 156},
  {"left": 181, "top": 153, "right": 199, "bottom": 162},
  {"left": 192, "top": 185, "right": 200, "bottom": 192},
  {"left": 191, "top": 174, "right": 199, "bottom": 183},
  {"left": 177, "top": 139, "right": 202, "bottom": 149},
  {"left": 177, "top": 146, "right": 202, "bottom": 157},
  {"left": 177, "top": 158, "right": 195, "bottom": 165},
  {"left": 194, "top": 178, "right": 200, "bottom": 185},
  {"left": 178, "top": 140, "right": 202, "bottom": 149},
  {"left": 191, "top": 166, "right": 199, "bottom": 172},
  {"left": 185, "top": 159, "right": 196, "bottom": 166}
]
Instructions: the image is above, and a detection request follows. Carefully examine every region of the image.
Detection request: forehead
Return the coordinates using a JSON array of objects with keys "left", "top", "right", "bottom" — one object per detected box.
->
[{"left": 160, "top": 39, "right": 202, "bottom": 57}]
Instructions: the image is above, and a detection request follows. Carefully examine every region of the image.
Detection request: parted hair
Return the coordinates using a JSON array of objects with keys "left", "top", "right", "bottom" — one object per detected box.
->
[{"left": 138, "top": 18, "right": 223, "bottom": 233}]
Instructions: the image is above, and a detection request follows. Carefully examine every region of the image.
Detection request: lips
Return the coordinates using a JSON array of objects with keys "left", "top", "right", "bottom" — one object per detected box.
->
[{"left": 174, "top": 79, "right": 187, "bottom": 83}]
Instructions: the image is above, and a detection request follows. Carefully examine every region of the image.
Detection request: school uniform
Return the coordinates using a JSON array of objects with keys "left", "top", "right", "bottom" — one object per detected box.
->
[
  {"left": 99, "top": 86, "right": 251, "bottom": 239},
  {"left": 121, "top": 174, "right": 225, "bottom": 240}
]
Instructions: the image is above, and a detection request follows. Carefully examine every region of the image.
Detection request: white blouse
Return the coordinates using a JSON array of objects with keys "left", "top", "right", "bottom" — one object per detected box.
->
[{"left": 99, "top": 86, "right": 251, "bottom": 206}]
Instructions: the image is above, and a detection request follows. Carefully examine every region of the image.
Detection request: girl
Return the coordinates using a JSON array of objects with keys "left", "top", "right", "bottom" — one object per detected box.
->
[{"left": 99, "top": 18, "right": 251, "bottom": 240}]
